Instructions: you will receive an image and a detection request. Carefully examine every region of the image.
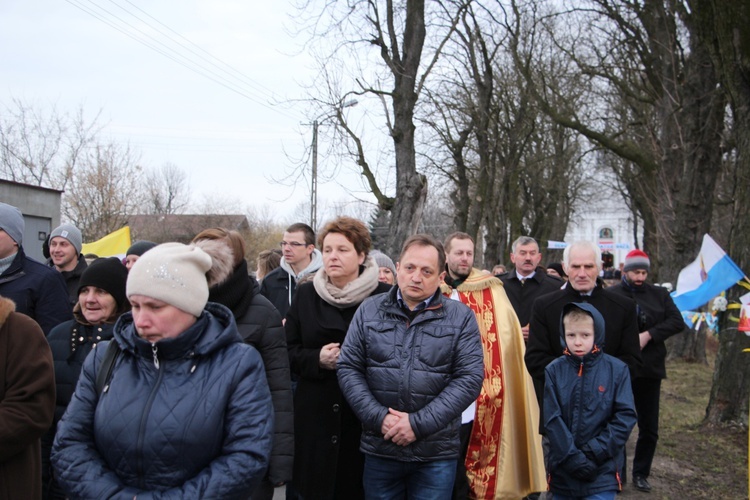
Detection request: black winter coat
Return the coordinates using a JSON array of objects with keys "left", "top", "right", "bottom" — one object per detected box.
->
[
  {"left": 42, "top": 319, "right": 114, "bottom": 499},
  {"left": 285, "top": 280, "right": 391, "bottom": 500},
  {"left": 260, "top": 267, "right": 295, "bottom": 318},
  {"left": 209, "top": 260, "right": 293, "bottom": 488},
  {"left": 526, "top": 284, "right": 642, "bottom": 429},
  {"left": 608, "top": 280, "right": 684, "bottom": 379},
  {"left": 501, "top": 267, "right": 563, "bottom": 327},
  {"left": 0, "top": 248, "right": 72, "bottom": 335},
  {"left": 54, "top": 255, "right": 87, "bottom": 309}
]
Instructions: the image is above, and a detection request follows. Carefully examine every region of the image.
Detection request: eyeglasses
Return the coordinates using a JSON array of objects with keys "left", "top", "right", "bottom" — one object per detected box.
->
[{"left": 279, "top": 241, "right": 307, "bottom": 248}]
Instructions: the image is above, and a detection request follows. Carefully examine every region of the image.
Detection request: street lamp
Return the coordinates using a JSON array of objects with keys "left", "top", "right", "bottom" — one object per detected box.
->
[{"left": 310, "top": 99, "right": 358, "bottom": 231}]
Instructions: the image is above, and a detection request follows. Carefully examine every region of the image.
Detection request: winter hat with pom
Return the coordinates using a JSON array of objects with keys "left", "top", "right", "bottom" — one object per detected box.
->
[
  {"left": 127, "top": 242, "right": 220, "bottom": 317},
  {"left": 191, "top": 237, "right": 236, "bottom": 287},
  {"left": 623, "top": 249, "right": 650, "bottom": 272}
]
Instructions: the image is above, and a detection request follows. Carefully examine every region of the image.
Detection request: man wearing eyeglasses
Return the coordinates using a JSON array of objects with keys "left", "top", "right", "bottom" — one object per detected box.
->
[{"left": 260, "top": 222, "right": 323, "bottom": 317}]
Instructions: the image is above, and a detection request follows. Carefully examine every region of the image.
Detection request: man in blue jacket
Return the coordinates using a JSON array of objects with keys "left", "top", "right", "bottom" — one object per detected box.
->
[
  {"left": 0, "top": 203, "right": 71, "bottom": 335},
  {"left": 338, "top": 234, "right": 484, "bottom": 499}
]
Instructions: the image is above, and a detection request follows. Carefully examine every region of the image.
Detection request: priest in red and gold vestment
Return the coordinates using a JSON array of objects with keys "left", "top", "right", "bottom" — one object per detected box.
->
[{"left": 441, "top": 233, "right": 546, "bottom": 499}]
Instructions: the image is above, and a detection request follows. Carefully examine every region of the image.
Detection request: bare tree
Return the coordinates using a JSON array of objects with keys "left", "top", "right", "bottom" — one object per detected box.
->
[
  {"left": 63, "top": 143, "right": 146, "bottom": 240},
  {"left": 0, "top": 98, "right": 100, "bottom": 189},
  {"left": 419, "top": 3, "right": 589, "bottom": 267},
  {"left": 294, "top": 0, "right": 471, "bottom": 255},
  {"left": 144, "top": 162, "right": 191, "bottom": 215},
  {"left": 243, "top": 205, "right": 285, "bottom": 268},
  {"left": 506, "top": 0, "right": 725, "bottom": 282}
]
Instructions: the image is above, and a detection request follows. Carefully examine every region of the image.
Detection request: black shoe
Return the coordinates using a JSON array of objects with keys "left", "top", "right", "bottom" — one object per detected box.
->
[{"left": 633, "top": 475, "right": 652, "bottom": 492}]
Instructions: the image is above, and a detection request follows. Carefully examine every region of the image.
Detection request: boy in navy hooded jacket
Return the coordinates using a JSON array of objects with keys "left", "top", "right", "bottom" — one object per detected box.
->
[{"left": 544, "top": 303, "right": 637, "bottom": 499}]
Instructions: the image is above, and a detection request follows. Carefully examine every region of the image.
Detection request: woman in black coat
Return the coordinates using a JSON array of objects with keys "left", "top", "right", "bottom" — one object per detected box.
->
[
  {"left": 43, "top": 257, "right": 129, "bottom": 499},
  {"left": 193, "top": 228, "right": 294, "bottom": 500},
  {"left": 285, "top": 217, "right": 391, "bottom": 500}
]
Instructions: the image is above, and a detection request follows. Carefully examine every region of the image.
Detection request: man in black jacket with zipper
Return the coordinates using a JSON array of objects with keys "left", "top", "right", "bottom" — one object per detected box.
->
[{"left": 608, "top": 249, "right": 684, "bottom": 493}]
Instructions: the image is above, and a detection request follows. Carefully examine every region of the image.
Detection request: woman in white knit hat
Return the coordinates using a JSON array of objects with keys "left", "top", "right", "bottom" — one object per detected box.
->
[{"left": 51, "top": 242, "right": 274, "bottom": 498}]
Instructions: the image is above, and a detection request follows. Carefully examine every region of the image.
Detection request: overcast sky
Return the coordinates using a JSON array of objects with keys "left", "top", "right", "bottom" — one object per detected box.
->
[{"left": 1, "top": 0, "right": 374, "bottom": 221}]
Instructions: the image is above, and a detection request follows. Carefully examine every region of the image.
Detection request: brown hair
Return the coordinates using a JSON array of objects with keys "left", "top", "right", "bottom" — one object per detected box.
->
[
  {"left": 562, "top": 306, "right": 593, "bottom": 326},
  {"left": 444, "top": 231, "right": 474, "bottom": 254},
  {"left": 400, "top": 234, "right": 446, "bottom": 271},
  {"left": 286, "top": 222, "right": 316, "bottom": 246},
  {"left": 257, "top": 249, "right": 282, "bottom": 278},
  {"left": 192, "top": 227, "right": 246, "bottom": 268},
  {"left": 317, "top": 217, "right": 371, "bottom": 257}
]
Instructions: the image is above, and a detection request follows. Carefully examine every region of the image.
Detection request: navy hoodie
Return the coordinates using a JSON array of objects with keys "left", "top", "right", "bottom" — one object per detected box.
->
[{"left": 543, "top": 302, "right": 637, "bottom": 496}]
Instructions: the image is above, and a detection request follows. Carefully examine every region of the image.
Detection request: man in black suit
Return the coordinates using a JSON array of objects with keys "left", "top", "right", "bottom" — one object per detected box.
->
[{"left": 500, "top": 236, "right": 563, "bottom": 342}]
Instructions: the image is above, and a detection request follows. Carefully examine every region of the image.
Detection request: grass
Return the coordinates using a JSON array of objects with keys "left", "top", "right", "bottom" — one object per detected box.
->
[{"left": 624, "top": 337, "right": 747, "bottom": 499}]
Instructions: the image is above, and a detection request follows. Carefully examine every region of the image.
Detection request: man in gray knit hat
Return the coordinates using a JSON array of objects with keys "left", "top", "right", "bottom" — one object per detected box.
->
[
  {"left": 49, "top": 223, "right": 88, "bottom": 307},
  {"left": 0, "top": 202, "right": 71, "bottom": 334}
]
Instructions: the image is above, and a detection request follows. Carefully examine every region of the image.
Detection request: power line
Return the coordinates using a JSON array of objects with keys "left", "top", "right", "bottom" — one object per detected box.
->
[
  {"left": 63, "top": 0, "right": 300, "bottom": 121},
  {"left": 117, "top": 0, "right": 280, "bottom": 101}
]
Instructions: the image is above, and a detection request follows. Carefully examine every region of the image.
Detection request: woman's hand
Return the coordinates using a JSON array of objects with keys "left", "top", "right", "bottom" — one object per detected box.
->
[{"left": 319, "top": 342, "right": 341, "bottom": 370}]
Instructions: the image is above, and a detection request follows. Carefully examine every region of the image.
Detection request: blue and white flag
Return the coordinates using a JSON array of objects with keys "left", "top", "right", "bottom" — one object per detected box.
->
[
  {"left": 671, "top": 234, "right": 746, "bottom": 311},
  {"left": 547, "top": 240, "right": 567, "bottom": 250}
]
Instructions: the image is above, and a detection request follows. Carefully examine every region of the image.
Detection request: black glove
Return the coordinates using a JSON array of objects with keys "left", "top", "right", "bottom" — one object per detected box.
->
[
  {"left": 569, "top": 458, "right": 597, "bottom": 482},
  {"left": 581, "top": 444, "right": 599, "bottom": 464}
]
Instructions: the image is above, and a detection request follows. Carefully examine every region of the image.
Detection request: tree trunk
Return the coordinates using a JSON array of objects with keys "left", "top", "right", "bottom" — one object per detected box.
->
[
  {"left": 666, "top": 324, "right": 707, "bottom": 364},
  {"left": 705, "top": 326, "right": 750, "bottom": 425},
  {"left": 689, "top": 0, "right": 750, "bottom": 425},
  {"left": 384, "top": 0, "right": 428, "bottom": 256}
]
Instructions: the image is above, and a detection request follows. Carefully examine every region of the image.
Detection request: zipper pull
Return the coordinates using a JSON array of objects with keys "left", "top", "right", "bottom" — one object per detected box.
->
[
  {"left": 578, "top": 362, "right": 583, "bottom": 377},
  {"left": 151, "top": 343, "right": 160, "bottom": 370}
]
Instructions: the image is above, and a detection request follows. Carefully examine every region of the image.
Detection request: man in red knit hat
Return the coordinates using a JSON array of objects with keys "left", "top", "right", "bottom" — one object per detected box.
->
[{"left": 608, "top": 249, "right": 685, "bottom": 493}]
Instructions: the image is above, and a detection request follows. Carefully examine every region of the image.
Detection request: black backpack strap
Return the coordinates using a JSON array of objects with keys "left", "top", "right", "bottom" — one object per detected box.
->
[{"left": 95, "top": 340, "right": 121, "bottom": 395}]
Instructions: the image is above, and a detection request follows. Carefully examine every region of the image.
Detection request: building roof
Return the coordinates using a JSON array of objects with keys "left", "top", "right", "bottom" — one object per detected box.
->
[{"left": 128, "top": 214, "right": 250, "bottom": 244}]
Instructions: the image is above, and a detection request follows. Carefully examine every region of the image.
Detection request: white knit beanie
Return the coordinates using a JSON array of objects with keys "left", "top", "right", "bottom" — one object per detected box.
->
[{"left": 126, "top": 242, "right": 212, "bottom": 317}]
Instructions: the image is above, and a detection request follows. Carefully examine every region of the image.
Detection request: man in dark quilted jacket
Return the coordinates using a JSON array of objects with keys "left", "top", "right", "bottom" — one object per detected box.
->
[{"left": 338, "top": 234, "right": 484, "bottom": 499}]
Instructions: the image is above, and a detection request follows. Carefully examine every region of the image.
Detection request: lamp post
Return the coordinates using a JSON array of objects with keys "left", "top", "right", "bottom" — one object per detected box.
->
[
  {"left": 311, "top": 119, "right": 319, "bottom": 232},
  {"left": 309, "top": 99, "right": 358, "bottom": 231}
]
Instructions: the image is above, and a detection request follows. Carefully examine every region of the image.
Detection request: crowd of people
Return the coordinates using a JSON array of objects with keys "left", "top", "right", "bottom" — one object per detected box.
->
[{"left": 0, "top": 200, "right": 686, "bottom": 500}]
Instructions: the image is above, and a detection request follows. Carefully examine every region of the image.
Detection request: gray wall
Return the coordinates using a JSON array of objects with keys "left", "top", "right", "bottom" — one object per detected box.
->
[{"left": 0, "top": 180, "right": 62, "bottom": 262}]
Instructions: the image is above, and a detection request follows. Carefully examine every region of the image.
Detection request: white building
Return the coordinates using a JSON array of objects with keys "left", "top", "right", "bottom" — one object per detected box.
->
[{"left": 563, "top": 194, "right": 641, "bottom": 269}]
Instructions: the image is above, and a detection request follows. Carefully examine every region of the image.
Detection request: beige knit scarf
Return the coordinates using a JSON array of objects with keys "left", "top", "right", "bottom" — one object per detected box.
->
[{"left": 313, "top": 256, "right": 380, "bottom": 308}]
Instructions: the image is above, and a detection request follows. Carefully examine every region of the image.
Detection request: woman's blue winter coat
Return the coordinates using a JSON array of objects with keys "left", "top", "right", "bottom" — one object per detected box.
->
[{"left": 51, "top": 302, "right": 273, "bottom": 499}]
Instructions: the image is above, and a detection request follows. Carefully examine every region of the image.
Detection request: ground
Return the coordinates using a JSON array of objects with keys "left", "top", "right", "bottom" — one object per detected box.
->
[{"left": 618, "top": 336, "right": 746, "bottom": 499}]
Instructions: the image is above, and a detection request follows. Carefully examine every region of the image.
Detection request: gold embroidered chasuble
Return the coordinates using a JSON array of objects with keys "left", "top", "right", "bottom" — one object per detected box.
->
[{"left": 441, "top": 269, "right": 546, "bottom": 499}]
